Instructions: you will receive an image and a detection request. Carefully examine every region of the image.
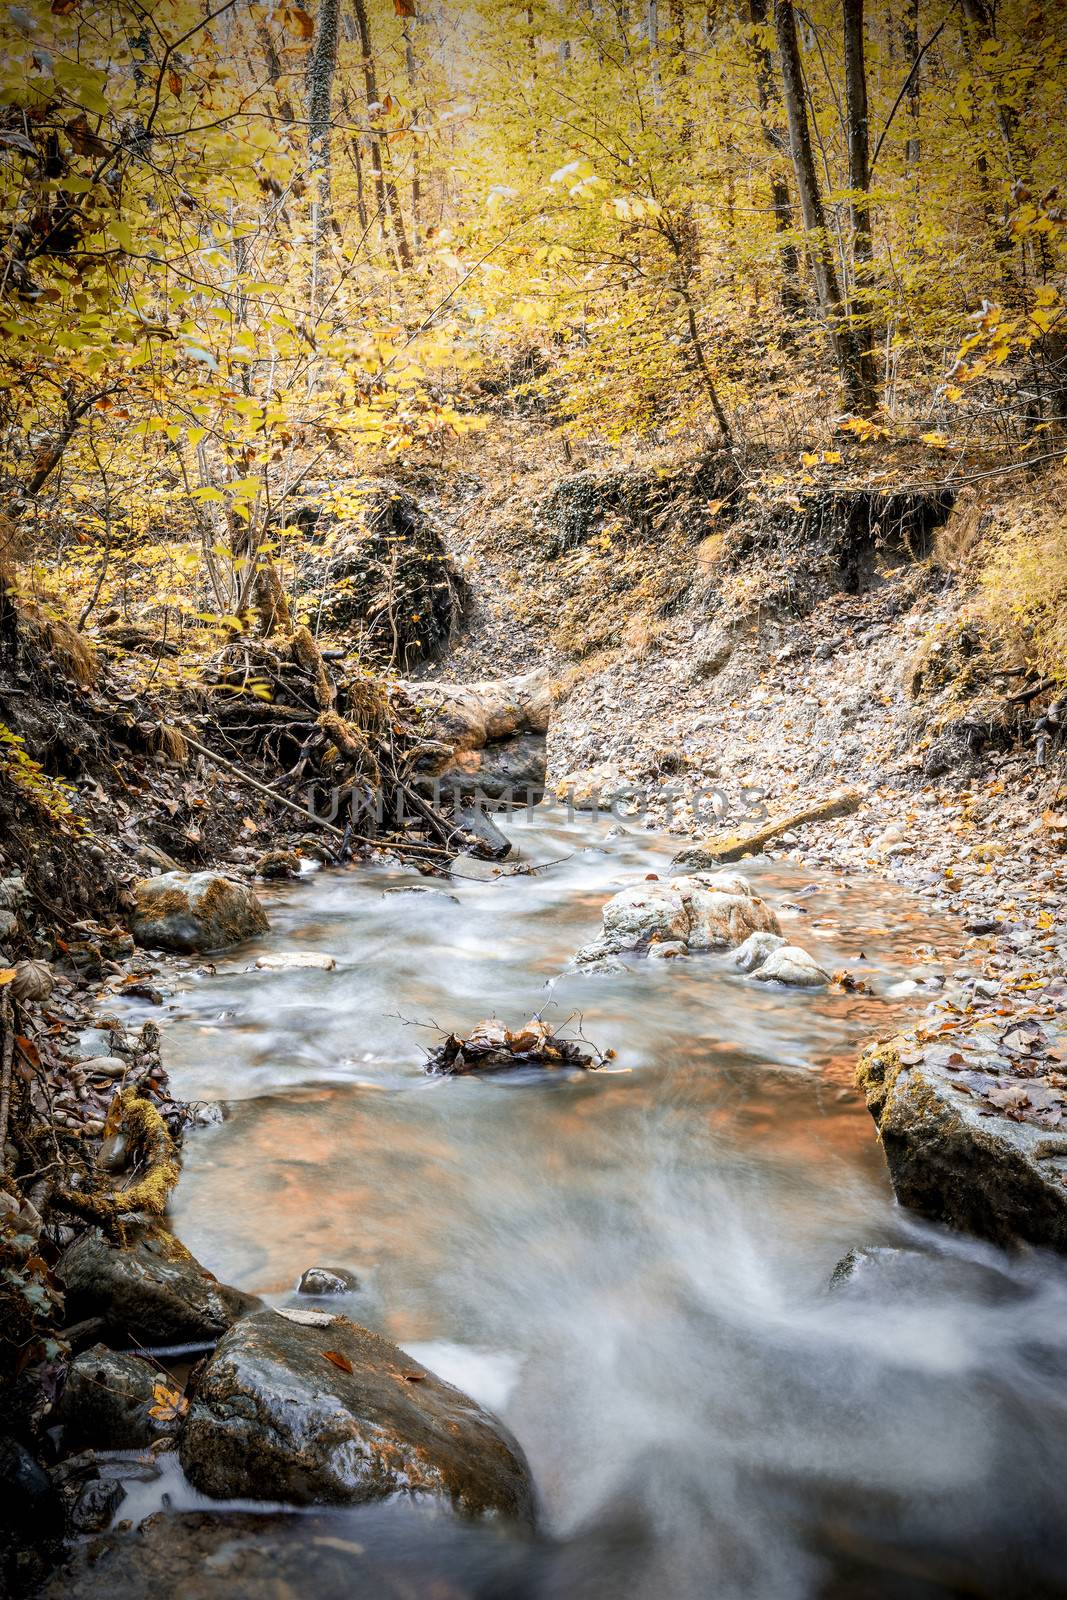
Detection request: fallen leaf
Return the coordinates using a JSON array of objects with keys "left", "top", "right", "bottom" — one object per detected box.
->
[
  {"left": 322, "top": 1349, "right": 353, "bottom": 1373},
  {"left": 0, "top": 969, "right": 15, "bottom": 987}
]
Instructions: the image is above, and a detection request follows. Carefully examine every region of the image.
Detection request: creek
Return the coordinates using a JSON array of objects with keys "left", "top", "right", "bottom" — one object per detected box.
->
[{"left": 106, "top": 806, "right": 1067, "bottom": 1599}]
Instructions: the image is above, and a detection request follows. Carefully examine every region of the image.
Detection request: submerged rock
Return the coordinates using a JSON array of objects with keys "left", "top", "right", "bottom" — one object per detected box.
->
[
  {"left": 856, "top": 1036, "right": 1067, "bottom": 1252},
  {"left": 750, "top": 945, "right": 830, "bottom": 987},
  {"left": 57, "top": 1227, "right": 260, "bottom": 1345},
  {"left": 179, "top": 1308, "right": 536, "bottom": 1521},
  {"left": 575, "top": 872, "right": 780, "bottom": 965},
  {"left": 297, "top": 1266, "right": 360, "bottom": 1296},
  {"left": 732, "top": 931, "right": 786, "bottom": 973},
  {"left": 254, "top": 951, "right": 337, "bottom": 971},
  {"left": 56, "top": 1345, "right": 180, "bottom": 1450},
  {"left": 132, "top": 871, "right": 269, "bottom": 954}
]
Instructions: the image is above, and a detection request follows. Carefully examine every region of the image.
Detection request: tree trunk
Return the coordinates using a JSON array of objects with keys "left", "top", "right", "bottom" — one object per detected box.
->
[
  {"left": 306, "top": 0, "right": 340, "bottom": 240},
  {"left": 773, "top": 0, "right": 870, "bottom": 411},
  {"left": 843, "top": 0, "right": 877, "bottom": 406},
  {"left": 350, "top": 0, "right": 412, "bottom": 269},
  {"left": 902, "top": 0, "right": 920, "bottom": 178},
  {"left": 747, "top": 0, "right": 801, "bottom": 315}
]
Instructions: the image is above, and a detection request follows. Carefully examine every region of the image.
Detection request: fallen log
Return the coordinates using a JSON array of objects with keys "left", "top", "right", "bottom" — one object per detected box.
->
[{"left": 674, "top": 789, "right": 862, "bottom": 868}]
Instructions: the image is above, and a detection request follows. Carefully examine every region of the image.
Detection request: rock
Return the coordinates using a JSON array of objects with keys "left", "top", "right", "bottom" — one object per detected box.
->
[
  {"left": 255, "top": 850, "right": 301, "bottom": 880},
  {"left": 68, "top": 1476, "right": 126, "bottom": 1534},
  {"left": 750, "top": 945, "right": 830, "bottom": 987},
  {"left": 254, "top": 952, "right": 337, "bottom": 972},
  {"left": 56, "top": 1345, "right": 179, "bottom": 1450},
  {"left": 405, "top": 671, "right": 550, "bottom": 804},
  {"left": 856, "top": 1038, "right": 1067, "bottom": 1251},
  {"left": 829, "top": 1245, "right": 1027, "bottom": 1305},
  {"left": 179, "top": 1309, "right": 535, "bottom": 1521},
  {"left": 57, "top": 1228, "right": 260, "bottom": 1345},
  {"left": 297, "top": 1266, "right": 359, "bottom": 1295},
  {"left": 648, "top": 940, "right": 688, "bottom": 960},
  {"left": 132, "top": 871, "right": 269, "bottom": 953},
  {"left": 575, "top": 872, "right": 780, "bottom": 964},
  {"left": 732, "top": 931, "right": 786, "bottom": 973},
  {"left": 454, "top": 803, "right": 512, "bottom": 860},
  {"left": 436, "top": 732, "right": 547, "bottom": 805},
  {"left": 41, "top": 1507, "right": 533, "bottom": 1598}
]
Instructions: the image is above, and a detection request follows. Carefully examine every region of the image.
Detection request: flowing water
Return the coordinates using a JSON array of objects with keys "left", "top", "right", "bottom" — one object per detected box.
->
[{"left": 108, "top": 808, "right": 1067, "bottom": 1598}]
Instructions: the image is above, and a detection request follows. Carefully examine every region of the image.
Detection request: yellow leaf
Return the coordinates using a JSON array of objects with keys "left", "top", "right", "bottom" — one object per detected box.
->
[
  {"left": 0, "top": 969, "right": 15, "bottom": 987},
  {"left": 822, "top": 450, "right": 842, "bottom": 464},
  {"left": 920, "top": 431, "right": 950, "bottom": 449}
]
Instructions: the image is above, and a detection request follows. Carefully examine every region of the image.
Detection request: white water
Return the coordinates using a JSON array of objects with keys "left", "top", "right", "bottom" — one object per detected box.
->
[{"left": 106, "top": 807, "right": 1067, "bottom": 1599}]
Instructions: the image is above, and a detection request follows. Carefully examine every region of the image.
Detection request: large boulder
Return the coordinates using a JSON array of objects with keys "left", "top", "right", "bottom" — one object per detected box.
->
[
  {"left": 56, "top": 1228, "right": 260, "bottom": 1346},
  {"left": 575, "top": 872, "right": 780, "bottom": 965},
  {"left": 402, "top": 671, "right": 551, "bottom": 804},
  {"left": 180, "top": 1308, "right": 535, "bottom": 1522},
  {"left": 132, "top": 871, "right": 268, "bottom": 953},
  {"left": 56, "top": 1345, "right": 179, "bottom": 1450},
  {"left": 856, "top": 1032, "right": 1067, "bottom": 1251}
]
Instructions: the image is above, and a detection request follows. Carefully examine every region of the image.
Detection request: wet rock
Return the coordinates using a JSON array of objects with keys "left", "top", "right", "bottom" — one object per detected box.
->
[
  {"left": 454, "top": 803, "right": 512, "bottom": 860},
  {"left": 732, "top": 931, "right": 786, "bottom": 974},
  {"left": 68, "top": 1475, "right": 125, "bottom": 1534},
  {"left": 0, "top": 1436, "right": 63, "bottom": 1541},
  {"left": 179, "top": 1308, "right": 536, "bottom": 1521},
  {"left": 132, "top": 871, "right": 269, "bottom": 954},
  {"left": 575, "top": 872, "right": 780, "bottom": 964},
  {"left": 254, "top": 952, "right": 337, "bottom": 971},
  {"left": 297, "top": 1266, "right": 360, "bottom": 1296},
  {"left": 437, "top": 732, "right": 547, "bottom": 805},
  {"left": 56, "top": 1345, "right": 180, "bottom": 1450},
  {"left": 255, "top": 850, "right": 301, "bottom": 880},
  {"left": 648, "top": 940, "right": 688, "bottom": 960},
  {"left": 57, "top": 1228, "right": 260, "bottom": 1345},
  {"left": 856, "top": 1037, "right": 1067, "bottom": 1251},
  {"left": 750, "top": 945, "right": 830, "bottom": 987},
  {"left": 829, "top": 1245, "right": 1028, "bottom": 1305}
]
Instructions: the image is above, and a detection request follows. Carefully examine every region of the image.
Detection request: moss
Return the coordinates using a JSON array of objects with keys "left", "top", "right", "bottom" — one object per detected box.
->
[
  {"left": 57, "top": 1087, "right": 179, "bottom": 1239},
  {"left": 855, "top": 1038, "right": 904, "bottom": 1123}
]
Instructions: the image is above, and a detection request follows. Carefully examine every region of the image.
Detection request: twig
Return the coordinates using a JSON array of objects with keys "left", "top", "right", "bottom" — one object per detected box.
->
[
  {"left": 0, "top": 994, "right": 14, "bottom": 1178},
  {"left": 182, "top": 733, "right": 346, "bottom": 839}
]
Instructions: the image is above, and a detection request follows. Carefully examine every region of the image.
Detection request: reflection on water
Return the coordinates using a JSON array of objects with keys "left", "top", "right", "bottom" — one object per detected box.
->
[{"left": 135, "top": 809, "right": 1067, "bottom": 1597}]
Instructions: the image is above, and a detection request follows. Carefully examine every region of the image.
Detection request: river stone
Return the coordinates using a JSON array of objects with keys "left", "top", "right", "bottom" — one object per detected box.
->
[
  {"left": 297, "top": 1266, "right": 359, "bottom": 1295},
  {"left": 254, "top": 952, "right": 337, "bottom": 971},
  {"left": 732, "top": 931, "right": 786, "bottom": 974},
  {"left": 750, "top": 945, "right": 829, "bottom": 987},
  {"left": 179, "top": 1309, "right": 535, "bottom": 1521},
  {"left": 56, "top": 1345, "right": 179, "bottom": 1450},
  {"left": 132, "top": 871, "right": 268, "bottom": 953},
  {"left": 57, "top": 1228, "right": 260, "bottom": 1345},
  {"left": 856, "top": 1037, "right": 1067, "bottom": 1251},
  {"left": 574, "top": 872, "right": 779, "bottom": 964}
]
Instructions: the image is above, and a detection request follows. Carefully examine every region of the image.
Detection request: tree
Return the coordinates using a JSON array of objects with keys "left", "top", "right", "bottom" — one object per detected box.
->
[
  {"left": 843, "top": 0, "right": 877, "bottom": 403},
  {"left": 773, "top": 0, "right": 872, "bottom": 411}
]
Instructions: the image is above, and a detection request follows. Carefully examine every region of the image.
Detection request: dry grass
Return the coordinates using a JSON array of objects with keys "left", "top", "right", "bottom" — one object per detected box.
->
[{"left": 977, "top": 465, "right": 1067, "bottom": 687}]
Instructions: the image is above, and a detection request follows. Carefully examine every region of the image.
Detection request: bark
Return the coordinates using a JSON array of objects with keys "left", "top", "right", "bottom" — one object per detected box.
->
[
  {"left": 773, "top": 0, "right": 870, "bottom": 411},
  {"left": 306, "top": 0, "right": 341, "bottom": 238},
  {"left": 747, "top": 0, "right": 801, "bottom": 315},
  {"left": 350, "top": 0, "right": 412, "bottom": 268},
  {"left": 843, "top": 0, "right": 877, "bottom": 406},
  {"left": 902, "top": 0, "right": 920, "bottom": 177}
]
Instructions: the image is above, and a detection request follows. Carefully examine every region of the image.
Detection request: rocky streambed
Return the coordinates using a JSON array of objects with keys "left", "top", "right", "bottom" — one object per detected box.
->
[{"left": 15, "top": 805, "right": 1067, "bottom": 1600}]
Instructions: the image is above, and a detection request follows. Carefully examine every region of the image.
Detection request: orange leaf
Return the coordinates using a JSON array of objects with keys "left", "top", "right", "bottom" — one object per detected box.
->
[
  {"left": 289, "top": 6, "right": 314, "bottom": 37},
  {"left": 167, "top": 70, "right": 182, "bottom": 95},
  {"left": 394, "top": 0, "right": 417, "bottom": 14},
  {"left": 322, "top": 1349, "right": 353, "bottom": 1373},
  {"left": 15, "top": 1036, "right": 40, "bottom": 1068}
]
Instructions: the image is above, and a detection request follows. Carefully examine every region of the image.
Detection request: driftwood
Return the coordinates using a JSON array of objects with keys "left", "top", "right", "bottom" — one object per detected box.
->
[{"left": 676, "top": 789, "right": 862, "bottom": 866}]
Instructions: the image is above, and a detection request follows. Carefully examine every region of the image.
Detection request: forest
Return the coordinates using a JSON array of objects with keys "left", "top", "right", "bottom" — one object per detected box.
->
[{"left": 1, "top": 2, "right": 1066, "bottom": 1597}]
